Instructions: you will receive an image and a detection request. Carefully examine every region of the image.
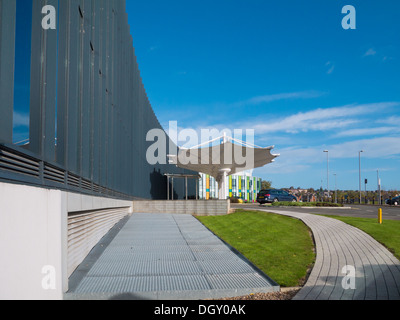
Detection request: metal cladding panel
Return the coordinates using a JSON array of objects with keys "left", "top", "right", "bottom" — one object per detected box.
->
[
  {"left": 99, "top": 0, "right": 107, "bottom": 188},
  {"left": 107, "top": 1, "right": 113, "bottom": 189},
  {"left": 90, "top": 0, "right": 101, "bottom": 185},
  {"left": 79, "top": 0, "right": 93, "bottom": 180},
  {"left": 56, "top": 0, "right": 69, "bottom": 168},
  {"left": 29, "top": 0, "right": 58, "bottom": 162},
  {"left": 66, "top": 0, "right": 81, "bottom": 175},
  {"left": 0, "top": 0, "right": 16, "bottom": 143}
]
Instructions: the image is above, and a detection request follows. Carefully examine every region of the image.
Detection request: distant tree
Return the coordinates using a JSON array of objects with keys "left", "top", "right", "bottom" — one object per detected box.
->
[
  {"left": 346, "top": 190, "right": 359, "bottom": 203},
  {"left": 261, "top": 180, "right": 272, "bottom": 190}
]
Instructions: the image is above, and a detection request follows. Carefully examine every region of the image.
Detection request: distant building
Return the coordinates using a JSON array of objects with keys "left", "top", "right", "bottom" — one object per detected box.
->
[{"left": 198, "top": 171, "right": 262, "bottom": 202}]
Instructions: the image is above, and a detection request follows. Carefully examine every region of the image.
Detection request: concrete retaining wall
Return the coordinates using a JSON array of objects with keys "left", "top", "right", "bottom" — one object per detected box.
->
[
  {"left": 0, "top": 182, "right": 132, "bottom": 300},
  {"left": 132, "top": 200, "right": 230, "bottom": 216}
]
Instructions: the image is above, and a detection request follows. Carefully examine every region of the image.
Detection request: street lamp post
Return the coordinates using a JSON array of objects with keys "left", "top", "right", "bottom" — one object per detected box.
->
[
  {"left": 359, "top": 150, "right": 364, "bottom": 204},
  {"left": 323, "top": 150, "right": 329, "bottom": 201},
  {"left": 377, "top": 169, "right": 381, "bottom": 205},
  {"left": 334, "top": 173, "right": 337, "bottom": 203}
]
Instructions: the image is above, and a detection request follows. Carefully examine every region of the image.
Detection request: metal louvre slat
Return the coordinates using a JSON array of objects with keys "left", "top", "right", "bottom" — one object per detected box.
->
[
  {"left": 44, "top": 164, "right": 65, "bottom": 176},
  {"left": 0, "top": 154, "right": 40, "bottom": 177},
  {"left": 0, "top": 149, "right": 39, "bottom": 167},
  {"left": 44, "top": 165, "right": 65, "bottom": 183},
  {"left": 43, "top": 175, "right": 64, "bottom": 184},
  {"left": 67, "top": 173, "right": 80, "bottom": 187},
  {"left": 81, "top": 179, "right": 92, "bottom": 190},
  {"left": 68, "top": 223, "right": 119, "bottom": 267},
  {"left": 67, "top": 207, "right": 129, "bottom": 277},
  {"left": 0, "top": 162, "right": 39, "bottom": 177},
  {"left": 68, "top": 209, "right": 126, "bottom": 240},
  {"left": 68, "top": 222, "right": 124, "bottom": 264},
  {"left": 0, "top": 150, "right": 40, "bottom": 177},
  {"left": 67, "top": 209, "right": 129, "bottom": 240}
]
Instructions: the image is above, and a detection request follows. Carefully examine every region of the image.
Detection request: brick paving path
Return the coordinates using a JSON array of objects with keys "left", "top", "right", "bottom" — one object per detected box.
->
[{"left": 263, "top": 209, "right": 400, "bottom": 300}]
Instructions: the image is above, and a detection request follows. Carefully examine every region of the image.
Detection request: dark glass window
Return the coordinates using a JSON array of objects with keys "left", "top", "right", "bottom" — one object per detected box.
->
[{"left": 13, "top": 0, "right": 32, "bottom": 145}]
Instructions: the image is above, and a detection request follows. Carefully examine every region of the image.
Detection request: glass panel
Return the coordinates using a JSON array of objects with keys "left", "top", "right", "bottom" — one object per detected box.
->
[{"left": 13, "top": 0, "right": 32, "bottom": 145}]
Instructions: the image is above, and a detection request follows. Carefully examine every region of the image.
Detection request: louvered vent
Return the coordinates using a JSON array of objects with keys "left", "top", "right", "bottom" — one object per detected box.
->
[
  {"left": 0, "top": 147, "right": 40, "bottom": 178},
  {"left": 44, "top": 164, "right": 65, "bottom": 184},
  {"left": 81, "top": 178, "right": 92, "bottom": 191},
  {"left": 67, "top": 172, "right": 81, "bottom": 188},
  {"left": 67, "top": 207, "right": 130, "bottom": 277}
]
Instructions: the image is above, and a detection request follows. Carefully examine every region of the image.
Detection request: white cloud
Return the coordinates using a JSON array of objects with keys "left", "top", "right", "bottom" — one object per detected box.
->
[
  {"left": 235, "top": 90, "right": 326, "bottom": 107},
  {"left": 328, "top": 137, "right": 400, "bottom": 159},
  {"left": 258, "top": 136, "right": 400, "bottom": 176},
  {"left": 325, "top": 61, "right": 335, "bottom": 74},
  {"left": 160, "top": 99, "right": 400, "bottom": 156},
  {"left": 327, "top": 65, "right": 335, "bottom": 74},
  {"left": 245, "top": 102, "right": 398, "bottom": 135},
  {"left": 13, "top": 112, "right": 29, "bottom": 127},
  {"left": 256, "top": 161, "right": 311, "bottom": 175},
  {"left": 382, "top": 56, "right": 393, "bottom": 62},
  {"left": 363, "top": 48, "right": 377, "bottom": 57},
  {"left": 149, "top": 45, "right": 159, "bottom": 52},
  {"left": 335, "top": 126, "right": 400, "bottom": 138},
  {"left": 168, "top": 102, "right": 399, "bottom": 147},
  {"left": 377, "top": 116, "right": 400, "bottom": 126}
]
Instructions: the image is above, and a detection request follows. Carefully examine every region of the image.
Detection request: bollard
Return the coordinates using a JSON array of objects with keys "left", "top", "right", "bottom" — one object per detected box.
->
[{"left": 378, "top": 208, "right": 383, "bottom": 224}]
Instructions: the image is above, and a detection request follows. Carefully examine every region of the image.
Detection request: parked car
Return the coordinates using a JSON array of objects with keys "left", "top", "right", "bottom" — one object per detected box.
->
[
  {"left": 386, "top": 196, "right": 400, "bottom": 205},
  {"left": 257, "top": 189, "right": 297, "bottom": 204}
]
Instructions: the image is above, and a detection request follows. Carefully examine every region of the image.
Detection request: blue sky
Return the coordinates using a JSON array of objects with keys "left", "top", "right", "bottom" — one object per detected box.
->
[{"left": 126, "top": 0, "right": 400, "bottom": 191}]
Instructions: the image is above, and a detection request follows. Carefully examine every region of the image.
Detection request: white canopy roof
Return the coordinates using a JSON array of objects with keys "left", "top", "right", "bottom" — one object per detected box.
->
[{"left": 168, "top": 135, "right": 279, "bottom": 182}]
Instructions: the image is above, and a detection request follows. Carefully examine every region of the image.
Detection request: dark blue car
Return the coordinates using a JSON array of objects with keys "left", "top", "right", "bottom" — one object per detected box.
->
[
  {"left": 386, "top": 196, "right": 399, "bottom": 206},
  {"left": 257, "top": 189, "right": 297, "bottom": 204}
]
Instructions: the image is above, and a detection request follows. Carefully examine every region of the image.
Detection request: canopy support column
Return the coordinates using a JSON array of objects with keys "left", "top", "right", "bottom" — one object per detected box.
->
[{"left": 218, "top": 168, "right": 231, "bottom": 200}]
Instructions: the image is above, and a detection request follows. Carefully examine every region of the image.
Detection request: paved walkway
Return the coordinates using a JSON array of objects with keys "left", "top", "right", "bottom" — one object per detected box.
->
[
  {"left": 263, "top": 209, "right": 400, "bottom": 300},
  {"left": 65, "top": 213, "right": 279, "bottom": 300}
]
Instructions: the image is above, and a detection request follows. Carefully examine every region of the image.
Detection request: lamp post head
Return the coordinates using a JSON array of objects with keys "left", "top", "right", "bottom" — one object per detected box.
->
[{"left": 323, "top": 150, "right": 328, "bottom": 153}]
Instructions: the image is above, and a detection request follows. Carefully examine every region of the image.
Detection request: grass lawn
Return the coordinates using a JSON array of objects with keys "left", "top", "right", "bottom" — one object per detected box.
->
[
  {"left": 196, "top": 210, "right": 315, "bottom": 288},
  {"left": 319, "top": 215, "right": 400, "bottom": 260}
]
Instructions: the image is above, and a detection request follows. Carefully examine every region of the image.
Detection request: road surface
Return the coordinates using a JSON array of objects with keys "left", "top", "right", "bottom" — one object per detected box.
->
[{"left": 231, "top": 203, "right": 400, "bottom": 221}]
